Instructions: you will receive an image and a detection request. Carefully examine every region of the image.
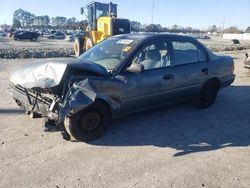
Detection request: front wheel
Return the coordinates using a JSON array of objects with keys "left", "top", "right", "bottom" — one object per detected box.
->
[
  {"left": 69, "top": 101, "right": 110, "bottom": 142},
  {"left": 85, "top": 38, "right": 93, "bottom": 51},
  {"left": 74, "top": 37, "right": 83, "bottom": 57},
  {"left": 195, "top": 80, "right": 219, "bottom": 109}
]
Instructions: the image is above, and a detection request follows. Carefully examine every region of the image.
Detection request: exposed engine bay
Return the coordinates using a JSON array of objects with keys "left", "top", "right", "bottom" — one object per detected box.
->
[{"left": 9, "top": 59, "right": 124, "bottom": 140}]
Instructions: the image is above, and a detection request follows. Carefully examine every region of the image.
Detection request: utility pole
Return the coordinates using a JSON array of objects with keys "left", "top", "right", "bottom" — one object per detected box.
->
[
  {"left": 222, "top": 16, "right": 226, "bottom": 35},
  {"left": 152, "top": 0, "right": 155, "bottom": 24}
]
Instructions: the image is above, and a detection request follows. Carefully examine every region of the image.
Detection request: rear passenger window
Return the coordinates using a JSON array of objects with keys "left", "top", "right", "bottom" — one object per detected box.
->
[{"left": 172, "top": 41, "right": 199, "bottom": 65}]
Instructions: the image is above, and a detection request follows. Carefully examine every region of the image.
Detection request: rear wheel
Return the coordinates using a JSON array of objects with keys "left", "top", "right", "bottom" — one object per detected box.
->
[
  {"left": 69, "top": 101, "right": 110, "bottom": 142},
  {"left": 74, "top": 37, "right": 83, "bottom": 57},
  {"left": 195, "top": 79, "right": 219, "bottom": 108}
]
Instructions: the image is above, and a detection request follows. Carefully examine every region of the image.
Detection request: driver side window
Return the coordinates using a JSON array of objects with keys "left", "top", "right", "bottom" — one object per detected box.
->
[{"left": 132, "top": 40, "right": 171, "bottom": 70}]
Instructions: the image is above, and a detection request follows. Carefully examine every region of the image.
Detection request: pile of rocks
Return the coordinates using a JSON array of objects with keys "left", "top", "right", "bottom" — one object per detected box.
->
[
  {"left": 0, "top": 48, "right": 74, "bottom": 59},
  {"left": 1, "top": 43, "right": 250, "bottom": 59},
  {"left": 206, "top": 43, "right": 250, "bottom": 52}
]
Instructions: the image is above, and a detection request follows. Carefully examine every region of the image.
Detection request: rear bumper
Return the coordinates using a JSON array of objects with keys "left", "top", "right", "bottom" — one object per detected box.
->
[{"left": 220, "top": 74, "right": 235, "bottom": 88}]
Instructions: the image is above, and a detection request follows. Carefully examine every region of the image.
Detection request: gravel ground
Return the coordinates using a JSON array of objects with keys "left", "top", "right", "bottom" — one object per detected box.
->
[
  {"left": 0, "top": 50, "right": 250, "bottom": 188},
  {"left": 0, "top": 37, "right": 74, "bottom": 59},
  {"left": 1, "top": 36, "right": 250, "bottom": 59}
]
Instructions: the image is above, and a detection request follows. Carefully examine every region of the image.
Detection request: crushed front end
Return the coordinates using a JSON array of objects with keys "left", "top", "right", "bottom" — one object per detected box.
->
[{"left": 8, "top": 60, "right": 114, "bottom": 140}]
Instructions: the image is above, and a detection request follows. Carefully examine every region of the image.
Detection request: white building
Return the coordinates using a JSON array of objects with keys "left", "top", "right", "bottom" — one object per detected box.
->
[{"left": 223, "top": 33, "right": 250, "bottom": 41}]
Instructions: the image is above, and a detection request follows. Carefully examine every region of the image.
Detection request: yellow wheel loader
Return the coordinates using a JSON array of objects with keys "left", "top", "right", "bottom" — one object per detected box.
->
[{"left": 74, "top": 1, "right": 131, "bottom": 57}]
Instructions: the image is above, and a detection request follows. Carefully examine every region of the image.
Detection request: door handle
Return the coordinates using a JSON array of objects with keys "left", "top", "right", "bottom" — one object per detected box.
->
[
  {"left": 202, "top": 68, "right": 208, "bottom": 75},
  {"left": 163, "top": 74, "right": 174, "bottom": 80}
]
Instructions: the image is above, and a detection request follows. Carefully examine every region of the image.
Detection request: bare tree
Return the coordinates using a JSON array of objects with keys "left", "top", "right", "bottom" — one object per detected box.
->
[{"left": 224, "top": 26, "right": 242, "bottom": 34}]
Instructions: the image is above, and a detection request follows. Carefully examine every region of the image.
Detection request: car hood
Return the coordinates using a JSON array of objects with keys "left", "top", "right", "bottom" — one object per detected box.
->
[{"left": 10, "top": 59, "right": 109, "bottom": 89}]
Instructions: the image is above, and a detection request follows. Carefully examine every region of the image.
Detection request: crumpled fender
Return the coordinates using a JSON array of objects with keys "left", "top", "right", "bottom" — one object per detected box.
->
[{"left": 57, "top": 78, "right": 120, "bottom": 123}]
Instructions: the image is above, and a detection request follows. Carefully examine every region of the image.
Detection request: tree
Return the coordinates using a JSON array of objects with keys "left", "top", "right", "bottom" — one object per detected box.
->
[
  {"left": 12, "top": 18, "right": 21, "bottom": 28},
  {"left": 171, "top": 25, "right": 184, "bottom": 32},
  {"left": 131, "top": 21, "right": 142, "bottom": 32},
  {"left": 78, "top": 20, "right": 88, "bottom": 30},
  {"left": 51, "top": 16, "right": 67, "bottom": 27},
  {"left": 13, "top": 9, "right": 36, "bottom": 27},
  {"left": 172, "top": 25, "right": 178, "bottom": 30},
  {"left": 66, "top": 17, "right": 77, "bottom": 29},
  {"left": 245, "top": 27, "right": 250, "bottom": 33},
  {"left": 211, "top": 25, "right": 218, "bottom": 32},
  {"left": 185, "top": 27, "right": 193, "bottom": 32},
  {"left": 34, "top": 15, "right": 50, "bottom": 26},
  {"left": 13, "top": 9, "right": 25, "bottom": 26},
  {"left": 224, "top": 26, "right": 242, "bottom": 34},
  {"left": 143, "top": 24, "right": 163, "bottom": 32}
]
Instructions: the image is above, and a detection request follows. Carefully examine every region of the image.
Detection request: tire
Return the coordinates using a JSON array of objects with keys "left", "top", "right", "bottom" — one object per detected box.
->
[
  {"left": 28, "top": 111, "right": 41, "bottom": 118},
  {"left": 69, "top": 101, "right": 110, "bottom": 142},
  {"left": 74, "top": 37, "right": 83, "bottom": 57},
  {"left": 195, "top": 79, "right": 219, "bottom": 109},
  {"left": 85, "top": 38, "right": 93, "bottom": 51}
]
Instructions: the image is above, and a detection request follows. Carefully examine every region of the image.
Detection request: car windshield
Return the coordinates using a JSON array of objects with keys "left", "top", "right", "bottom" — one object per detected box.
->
[{"left": 78, "top": 38, "right": 140, "bottom": 71}]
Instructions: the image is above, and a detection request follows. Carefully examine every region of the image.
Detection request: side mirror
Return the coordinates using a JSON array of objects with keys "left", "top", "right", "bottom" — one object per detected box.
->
[
  {"left": 80, "top": 7, "right": 84, "bottom": 15},
  {"left": 126, "top": 63, "right": 144, "bottom": 73}
]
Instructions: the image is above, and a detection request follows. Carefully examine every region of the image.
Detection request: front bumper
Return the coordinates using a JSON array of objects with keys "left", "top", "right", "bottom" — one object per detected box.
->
[{"left": 9, "top": 83, "right": 53, "bottom": 116}]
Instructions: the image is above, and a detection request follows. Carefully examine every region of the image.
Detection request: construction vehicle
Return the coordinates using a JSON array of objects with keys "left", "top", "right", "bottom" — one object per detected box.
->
[{"left": 74, "top": 1, "right": 131, "bottom": 57}]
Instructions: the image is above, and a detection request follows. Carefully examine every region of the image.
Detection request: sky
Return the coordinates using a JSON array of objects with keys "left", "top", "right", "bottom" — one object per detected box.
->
[{"left": 0, "top": 0, "right": 249, "bottom": 29}]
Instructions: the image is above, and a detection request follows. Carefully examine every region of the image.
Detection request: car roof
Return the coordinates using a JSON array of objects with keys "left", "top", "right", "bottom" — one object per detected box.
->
[{"left": 112, "top": 33, "right": 196, "bottom": 42}]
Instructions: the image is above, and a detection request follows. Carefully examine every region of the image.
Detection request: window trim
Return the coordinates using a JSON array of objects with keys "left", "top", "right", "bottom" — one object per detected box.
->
[
  {"left": 123, "top": 39, "right": 173, "bottom": 72},
  {"left": 170, "top": 39, "right": 208, "bottom": 67},
  {"left": 197, "top": 42, "right": 209, "bottom": 63}
]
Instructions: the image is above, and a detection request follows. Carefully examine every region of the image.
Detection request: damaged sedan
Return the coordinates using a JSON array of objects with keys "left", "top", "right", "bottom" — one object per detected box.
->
[{"left": 9, "top": 34, "right": 235, "bottom": 142}]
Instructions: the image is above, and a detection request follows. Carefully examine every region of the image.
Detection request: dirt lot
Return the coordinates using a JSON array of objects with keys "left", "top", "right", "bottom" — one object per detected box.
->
[{"left": 0, "top": 50, "right": 250, "bottom": 187}]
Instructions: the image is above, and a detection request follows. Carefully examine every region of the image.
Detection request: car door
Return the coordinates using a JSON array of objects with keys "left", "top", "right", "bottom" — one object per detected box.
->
[
  {"left": 27, "top": 32, "right": 32, "bottom": 39},
  {"left": 20, "top": 32, "right": 27, "bottom": 39},
  {"left": 24, "top": 31, "right": 31, "bottom": 40},
  {"left": 168, "top": 38, "right": 209, "bottom": 99},
  {"left": 119, "top": 39, "right": 176, "bottom": 115}
]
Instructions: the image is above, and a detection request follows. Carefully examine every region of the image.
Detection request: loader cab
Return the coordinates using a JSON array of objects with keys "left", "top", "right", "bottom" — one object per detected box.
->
[
  {"left": 75, "top": 1, "right": 130, "bottom": 57},
  {"left": 86, "top": 2, "right": 117, "bottom": 31}
]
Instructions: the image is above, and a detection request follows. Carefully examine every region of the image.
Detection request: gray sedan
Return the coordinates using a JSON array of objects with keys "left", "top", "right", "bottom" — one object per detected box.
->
[{"left": 9, "top": 34, "right": 235, "bottom": 142}]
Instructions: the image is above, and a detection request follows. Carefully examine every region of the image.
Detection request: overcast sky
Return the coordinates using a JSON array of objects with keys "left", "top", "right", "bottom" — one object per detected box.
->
[{"left": 0, "top": 0, "right": 249, "bottom": 29}]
